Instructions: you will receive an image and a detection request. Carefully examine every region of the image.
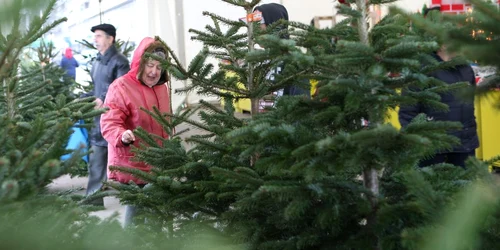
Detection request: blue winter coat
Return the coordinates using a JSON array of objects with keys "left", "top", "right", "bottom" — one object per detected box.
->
[
  {"left": 60, "top": 56, "right": 79, "bottom": 79},
  {"left": 398, "top": 54, "right": 479, "bottom": 153},
  {"left": 81, "top": 46, "right": 130, "bottom": 147}
]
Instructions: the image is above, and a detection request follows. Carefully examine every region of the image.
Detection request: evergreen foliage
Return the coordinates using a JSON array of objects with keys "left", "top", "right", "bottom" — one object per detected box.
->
[
  {"left": 75, "top": 38, "right": 136, "bottom": 94},
  {"left": 103, "top": 0, "right": 498, "bottom": 249},
  {"left": 393, "top": 0, "right": 500, "bottom": 105},
  {"left": 0, "top": 0, "right": 97, "bottom": 202},
  {"left": 0, "top": 2, "right": 233, "bottom": 249},
  {"left": 0, "top": 195, "right": 240, "bottom": 250}
]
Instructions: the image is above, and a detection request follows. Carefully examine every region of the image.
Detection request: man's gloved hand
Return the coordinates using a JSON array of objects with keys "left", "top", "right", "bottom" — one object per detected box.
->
[{"left": 121, "top": 130, "right": 135, "bottom": 144}]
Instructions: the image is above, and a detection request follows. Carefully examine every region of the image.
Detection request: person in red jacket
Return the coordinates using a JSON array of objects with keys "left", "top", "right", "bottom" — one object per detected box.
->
[
  {"left": 60, "top": 48, "right": 79, "bottom": 80},
  {"left": 100, "top": 37, "right": 171, "bottom": 225}
]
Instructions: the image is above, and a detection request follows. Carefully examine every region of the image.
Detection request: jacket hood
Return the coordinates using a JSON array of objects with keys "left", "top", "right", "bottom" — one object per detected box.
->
[
  {"left": 127, "top": 37, "right": 168, "bottom": 86},
  {"left": 254, "top": 3, "right": 288, "bottom": 26},
  {"left": 254, "top": 3, "right": 289, "bottom": 39},
  {"left": 64, "top": 48, "right": 73, "bottom": 59}
]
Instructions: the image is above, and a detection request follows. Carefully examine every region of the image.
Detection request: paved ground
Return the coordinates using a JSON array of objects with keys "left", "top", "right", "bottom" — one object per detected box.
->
[
  {"left": 47, "top": 104, "right": 250, "bottom": 225},
  {"left": 47, "top": 175, "right": 125, "bottom": 222}
]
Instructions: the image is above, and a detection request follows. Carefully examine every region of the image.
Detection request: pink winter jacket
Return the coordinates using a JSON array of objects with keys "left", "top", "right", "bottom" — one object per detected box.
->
[{"left": 101, "top": 37, "right": 171, "bottom": 184}]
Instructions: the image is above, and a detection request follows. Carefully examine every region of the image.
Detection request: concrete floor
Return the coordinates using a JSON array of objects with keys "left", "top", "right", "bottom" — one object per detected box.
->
[{"left": 47, "top": 174, "right": 126, "bottom": 223}]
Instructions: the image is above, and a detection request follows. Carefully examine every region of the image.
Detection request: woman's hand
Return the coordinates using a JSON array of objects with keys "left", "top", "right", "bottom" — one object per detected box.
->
[
  {"left": 121, "top": 130, "right": 135, "bottom": 144},
  {"left": 94, "top": 98, "right": 103, "bottom": 109}
]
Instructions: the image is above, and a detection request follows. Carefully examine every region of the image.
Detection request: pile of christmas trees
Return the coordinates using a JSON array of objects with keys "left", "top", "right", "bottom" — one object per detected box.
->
[
  {"left": 2, "top": 0, "right": 500, "bottom": 249},
  {"left": 107, "top": 0, "right": 500, "bottom": 249},
  {"left": 0, "top": 0, "right": 97, "bottom": 204},
  {"left": 0, "top": 0, "right": 240, "bottom": 249}
]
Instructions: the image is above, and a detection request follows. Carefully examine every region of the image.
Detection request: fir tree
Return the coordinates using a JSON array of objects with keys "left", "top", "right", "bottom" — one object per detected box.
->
[
  {"left": 447, "top": 0, "right": 500, "bottom": 108},
  {"left": 0, "top": 2, "right": 246, "bottom": 250},
  {"left": 19, "top": 39, "right": 83, "bottom": 120},
  {"left": 395, "top": 0, "right": 500, "bottom": 104},
  {"left": 0, "top": 0, "right": 98, "bottom": 202},
  {"left": 108, "top": 0, "right": 498, "bottom": 249}
]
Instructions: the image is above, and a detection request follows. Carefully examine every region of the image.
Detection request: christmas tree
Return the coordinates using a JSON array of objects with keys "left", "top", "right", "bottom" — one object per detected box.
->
[
  {"left": 1, "top": 1, "right": 237, "bottom": 249},
  {"left": 21, "top": 38, "right": 79, "bottom": 102},
  {"left": 107, "top": 0, "right": 499, "bottom": 249},
  {"left": 396, "top": 0, "right": 500, "bottom": 103},
  {"left": 444, "top": 0, "right": 500, "bottom": 93},
  {"left": 0, "top": 0, "right": 99, "bottom": 202}
]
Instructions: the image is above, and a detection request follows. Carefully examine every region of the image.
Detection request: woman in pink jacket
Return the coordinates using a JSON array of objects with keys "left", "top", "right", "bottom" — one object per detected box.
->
[{"left": 101, "top": 37, "right": 171, "bottom": 225}]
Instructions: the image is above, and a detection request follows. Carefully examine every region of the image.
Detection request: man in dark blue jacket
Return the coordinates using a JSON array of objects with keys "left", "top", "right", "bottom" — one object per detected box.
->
[
  {"left": 398, "top": 49, "right": 479, "bottom": 168},
  {"left": 253, "top": 3, "right": 310, "bottom": 97},
  {"left": 84, "top": 23, "right": 130, "bottom": 205}
]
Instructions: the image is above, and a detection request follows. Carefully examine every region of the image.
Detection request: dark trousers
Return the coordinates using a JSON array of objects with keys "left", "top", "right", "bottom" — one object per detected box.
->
[
  {"left": 419, "top": 151, "right": 475, "bottom": 168},
  {"left": 86, "top": 145, "right": 108, "bottom": 204}
]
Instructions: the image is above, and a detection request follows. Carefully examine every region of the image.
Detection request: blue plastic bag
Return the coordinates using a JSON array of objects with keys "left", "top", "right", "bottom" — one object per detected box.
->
[{"left": 61, "top": 120, "right": 89, "bottom": 163}]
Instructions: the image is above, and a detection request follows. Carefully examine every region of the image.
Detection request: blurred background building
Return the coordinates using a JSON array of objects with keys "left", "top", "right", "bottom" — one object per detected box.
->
[{"left": 48, "top": 0, "right": 433, "bottom": 110}]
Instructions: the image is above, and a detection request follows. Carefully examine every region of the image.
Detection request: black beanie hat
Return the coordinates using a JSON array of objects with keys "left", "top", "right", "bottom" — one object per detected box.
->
[
  {"left": 91, "top": 23, "right": 116, "bottom": 40},
  {"left": 253, "top": 3, "right": 289, "bottom": 39},
  {"left": 254, "top": 3, "right": 289, "bottom": 26}
]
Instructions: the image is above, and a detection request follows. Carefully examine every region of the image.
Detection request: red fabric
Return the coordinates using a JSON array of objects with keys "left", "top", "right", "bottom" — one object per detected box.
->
[
  {"left": 101, "top": 37, "right": 170, "bottom": 184},
  {"left": 451, "top": 4, "right": 464, "bottom": 11},
  {"left": 433, "top": 0, "right": 473, "bottom": 13},
  {"left": 440, "top": 4, "right": 451, "bottom": 11},
  {"left": 128, "top": 37, "right": 154, "bottom": 80},
  {"left": 64, "top": 48, "right": 73, "bottom": 59}
]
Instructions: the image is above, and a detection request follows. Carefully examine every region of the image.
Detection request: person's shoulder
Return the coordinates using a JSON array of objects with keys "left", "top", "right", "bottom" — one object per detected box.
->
[
  {"left": 113, "top": 52, "right": 129, "bottom": 65},
  {"left": 460, "top": 64, "right": 476, "bottom": 81},
  {"left": 108, "top": 77, "right": 129, "bottom": 96},
  {"left": 461, "top": 63, "right": 474, "bottom": 71}
]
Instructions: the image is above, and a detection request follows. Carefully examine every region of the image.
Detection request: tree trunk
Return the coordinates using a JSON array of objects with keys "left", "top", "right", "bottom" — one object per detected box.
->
[{"left": 356, "top": 0, "right": 380, "bottom": 248}]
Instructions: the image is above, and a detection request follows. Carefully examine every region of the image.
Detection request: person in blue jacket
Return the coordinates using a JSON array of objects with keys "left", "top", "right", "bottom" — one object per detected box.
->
[
  {"left": 82, "top": 23, "right": 130, "bottom": 206},
  {"left": 60, "top": 48, "right": 79, "bottom": 80},
  {"left": 398, "top": 48, "right": 479, "bottom": 168},
  {"left": 399, "top": 52, "right": 479, "bottom": 167},
  {"left": 398, "top": 7, "right": 479, "bottom": 168}
]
